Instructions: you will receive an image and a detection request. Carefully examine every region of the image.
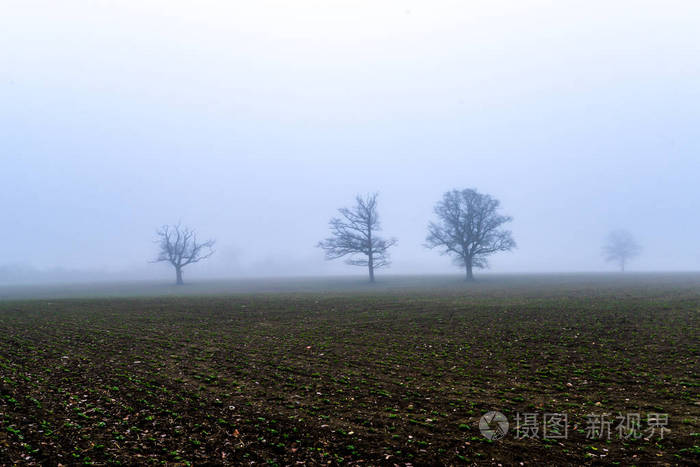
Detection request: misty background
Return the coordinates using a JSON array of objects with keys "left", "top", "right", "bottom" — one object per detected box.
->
[{"left": 1, "top": 0, "right": 699, "bottom": 284}]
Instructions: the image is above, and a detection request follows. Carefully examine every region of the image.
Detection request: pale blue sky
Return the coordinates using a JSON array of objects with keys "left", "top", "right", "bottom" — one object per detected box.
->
[{"left": 1, "top": 1, "right": 699, "bottom": 281}]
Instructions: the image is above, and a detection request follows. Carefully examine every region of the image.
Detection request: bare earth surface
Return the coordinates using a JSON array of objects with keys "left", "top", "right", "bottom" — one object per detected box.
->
[{"left": 0, "top": 274, "right": 698, "bottom": 465}]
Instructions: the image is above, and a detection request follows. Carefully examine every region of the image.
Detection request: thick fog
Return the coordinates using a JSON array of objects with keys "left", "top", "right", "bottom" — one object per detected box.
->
[{"left": 1, "top": 0, "right": 699, "bottom": 283}]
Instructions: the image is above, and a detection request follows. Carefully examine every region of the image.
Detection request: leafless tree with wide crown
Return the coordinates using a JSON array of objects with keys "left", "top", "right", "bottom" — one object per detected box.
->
[
  {"left": 153, "top": 223, "right": 215, "bottom": 285},
  {"left": 603, "top": 229, "right": 641, "bottom": 272},
  {"left": 426, "top": 188, "right": 515, "bottom": 281},
  {"left": 318, "top": 193, "right": 397, "bottom": 283}
]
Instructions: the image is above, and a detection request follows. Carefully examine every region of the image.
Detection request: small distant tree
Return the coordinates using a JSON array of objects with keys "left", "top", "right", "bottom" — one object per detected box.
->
[
  {"left": 153, "top": 223, "right": 215, "bottom": 285},
  {"left": 603, "top": 230, "right": 641, "bottom": 272},
  {"left": 426, "top": 188, "right": 516, "bottom": 281},
  {"left": 318, "top": 193, "right": 397, "bottom": 283}
]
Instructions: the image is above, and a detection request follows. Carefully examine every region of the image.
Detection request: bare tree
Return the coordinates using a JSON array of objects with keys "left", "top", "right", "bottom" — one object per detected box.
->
[
  {"left": 426, "top": 188, "right": 515, "bottom": 281},
  {"left": 603, "top": 230, "right": 641, "bottom": 272},
  {"left": 318, "top": 193, "right": 397, "bottom": 282},
  {"left": 153, "top": 223, "right": 215, "bottom": 285}
]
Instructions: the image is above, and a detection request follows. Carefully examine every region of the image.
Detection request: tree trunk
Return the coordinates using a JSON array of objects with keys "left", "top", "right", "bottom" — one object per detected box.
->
[
  {"left": 368, "top": 251, "right": 375, "bottom": 283},
  {"left": 465, "top": 261, "right": 474, "bottom": 281},
  {"left": 175, "top": 266, "right": 184, "bottom": 285}
]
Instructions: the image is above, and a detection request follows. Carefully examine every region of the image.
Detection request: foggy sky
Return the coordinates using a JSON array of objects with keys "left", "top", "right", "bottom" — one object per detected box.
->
[{"left": 2, "top": 0, "right": 699, "bottom": 282}]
